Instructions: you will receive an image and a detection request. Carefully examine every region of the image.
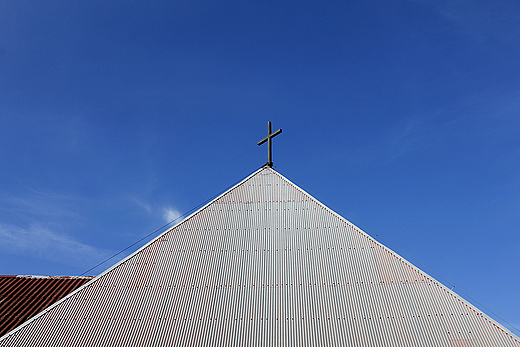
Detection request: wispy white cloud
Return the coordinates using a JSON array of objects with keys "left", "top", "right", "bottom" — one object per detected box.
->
[
  {"left": 0, "top": 187, "right": 186, "bottom": 273},
  {"left": 128, "top": 196, "right": 184, "bottom": 224},
  {"left": 377, "top": 113, "right": 441, "bottom": 164},
  {"left": 162, "top": 206, "right": 181, "bottom": 223},
  {"left": 0, "top": 187, "right": 81, "bottom": 220},
  {"left": 0, "top": 223, "right": 111, "bottom": 267},
  {"left": 128, "top": 196, "right": 153, "bottom": 214},
  {"left": 408, "top": 0, "right": 520, "bottom": 46},
  {"left": 380, "top": 85, "right": 520, "bottom": 165}
]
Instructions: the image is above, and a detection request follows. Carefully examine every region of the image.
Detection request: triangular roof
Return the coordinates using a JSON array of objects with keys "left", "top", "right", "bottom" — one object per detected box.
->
[{"left": 2, "top": 167, "right": 519, "bottom": 346}]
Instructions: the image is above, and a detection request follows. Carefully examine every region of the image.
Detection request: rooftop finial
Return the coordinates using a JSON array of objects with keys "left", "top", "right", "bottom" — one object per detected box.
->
[{"left": 257, "top": 121, "right": 282, "bottom": 167}]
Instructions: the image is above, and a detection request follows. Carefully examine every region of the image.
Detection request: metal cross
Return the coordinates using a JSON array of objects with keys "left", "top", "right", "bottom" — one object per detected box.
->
[{"left": 257, "top": 121, "right": 282, "bottom": 167}]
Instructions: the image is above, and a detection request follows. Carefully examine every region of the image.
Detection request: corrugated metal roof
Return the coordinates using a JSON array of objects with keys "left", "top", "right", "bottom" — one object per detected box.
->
[
  {"left": 1, "top": 166, "right": 519, "bottom": 346},
  {"left": 0, "top": 275, "right": 93, "bottom": 337}
]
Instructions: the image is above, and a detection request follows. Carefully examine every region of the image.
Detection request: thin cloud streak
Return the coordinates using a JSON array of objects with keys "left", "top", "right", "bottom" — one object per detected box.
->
[
  {"left": 0, "top": 196, "right": 78, "bottom": 221},
  {"left": 408, "top": 0, "right": 520, "bottom": 45},
  {"left": 128, "top": 196, "right": 153, "bottom": 214},
  {"left": 0, "top": 223, "right": 111, "bottom": 268}
]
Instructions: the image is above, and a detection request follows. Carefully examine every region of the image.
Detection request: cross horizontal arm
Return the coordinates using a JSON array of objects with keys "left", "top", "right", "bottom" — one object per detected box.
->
[
  {"left": 257, "top": 128, "right": 282, "bottom": 146},
  {"left": 257, "top": 137, "right": 268, "bottom": 146}
]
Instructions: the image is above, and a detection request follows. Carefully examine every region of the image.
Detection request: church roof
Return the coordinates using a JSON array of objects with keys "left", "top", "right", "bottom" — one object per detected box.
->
[{"left": 1, "top": 166, "right": 519, "bottom": 346}]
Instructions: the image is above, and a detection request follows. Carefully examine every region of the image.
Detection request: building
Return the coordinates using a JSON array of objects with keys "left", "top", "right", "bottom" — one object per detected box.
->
[{"left": 1, "top": 166, "right": 518, "bottom": 346}]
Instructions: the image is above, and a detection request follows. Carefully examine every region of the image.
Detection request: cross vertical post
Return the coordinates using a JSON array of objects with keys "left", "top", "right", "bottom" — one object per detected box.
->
[{"left": 257, "top": 121, "right": 282, "bottom": 167}]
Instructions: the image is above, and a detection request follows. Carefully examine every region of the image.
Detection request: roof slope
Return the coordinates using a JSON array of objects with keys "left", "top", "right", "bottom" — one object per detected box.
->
[
  {"left": 0, "top": 275, "right": 92, "bottom": 337},
  {"left": 1, "top": 167, "right": 519, "bottom": 346}
]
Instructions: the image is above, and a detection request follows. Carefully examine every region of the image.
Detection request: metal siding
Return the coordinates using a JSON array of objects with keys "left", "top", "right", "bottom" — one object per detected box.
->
[
  {"left": 2, "top": 167, "right": 519, "bottom": 346},
  {"left": 0, "top": 276, "right": 92, "bottom": 337}
]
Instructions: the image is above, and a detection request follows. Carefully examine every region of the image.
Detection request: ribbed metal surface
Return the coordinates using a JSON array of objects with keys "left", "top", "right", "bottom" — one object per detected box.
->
[
  {"left": 1, "top": 167, "right": 519, "bottom": 346},
  {"left": 0, "top": 275, "right": 93, "bottom": 337}
]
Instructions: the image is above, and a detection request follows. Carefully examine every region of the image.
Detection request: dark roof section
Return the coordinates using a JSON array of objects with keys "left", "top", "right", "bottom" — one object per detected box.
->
[{"left": 0, "top": 275, "right": 93, "bottom": 337}]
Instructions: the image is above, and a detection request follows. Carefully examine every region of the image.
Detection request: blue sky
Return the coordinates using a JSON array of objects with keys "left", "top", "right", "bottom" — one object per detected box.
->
[{"left": 1, "top": 0, "right": 519, "bottom": 331}]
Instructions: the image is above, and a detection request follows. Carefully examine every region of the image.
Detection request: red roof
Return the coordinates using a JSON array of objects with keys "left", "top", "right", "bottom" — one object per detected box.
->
[{"left": 0, "top": 275, "right": 93, "bottom": 337}]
